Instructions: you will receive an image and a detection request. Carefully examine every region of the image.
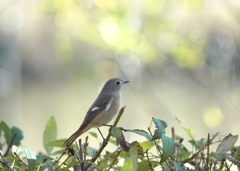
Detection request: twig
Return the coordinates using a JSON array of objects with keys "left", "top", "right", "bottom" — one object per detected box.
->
[
  {"left": 182, "top": 132, "right": 219, "bottom": 164},
  {"left": 146, "top": 149, "right": 154, "bottom": 171},
  {"left": 4, "top": 133, "right": 17, "bottom": 157},
  {"left": 52, "top": 150, "right": 66, "bottom": 166},
  {"left": 79, "top": 139, "right": 84, "bottom": 171},
  {"left": 107, "top": 149, "right": 121, "bottom": 171},
  {"left": 14, "top": 152, "right": 28, "bottom": 168},
  {"left": 205, "top": 133, "right": 210, "bottom": 170},
  {"left": 147, "top": 127, "right": 162, "bottom": 156},
  {"left": 0, "top": 151, "right": 15, "bottom": 171}
]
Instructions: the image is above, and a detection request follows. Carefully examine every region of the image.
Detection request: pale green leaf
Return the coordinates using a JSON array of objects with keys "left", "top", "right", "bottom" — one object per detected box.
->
[
  {"left": 121, "top": 159, "right": 133, "bottom": 171},
  {"left": 43, "top": 116, "right": 57, "bottom": 155},
  {"left": 16, "top": 145, "right": 36, "bottom": 170},
  {"left": 216, "top": 134, "right": 238, "bottom": 154},
  {"left": 140, "top": 141, "right": 154, "bottom": 151},
  {"left": 0, "top": 121, "right": 12, "bottom": 144}
]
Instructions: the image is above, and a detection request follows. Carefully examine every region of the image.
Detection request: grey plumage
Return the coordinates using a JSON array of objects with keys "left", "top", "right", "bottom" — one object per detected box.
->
[{"left": 63, "top": 78, "right": 129, "bottom": 149}]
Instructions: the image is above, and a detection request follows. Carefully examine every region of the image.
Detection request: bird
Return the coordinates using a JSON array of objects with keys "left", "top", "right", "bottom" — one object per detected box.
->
[{"left": 63, "top": 78, "right": 129, "bottom": 150}]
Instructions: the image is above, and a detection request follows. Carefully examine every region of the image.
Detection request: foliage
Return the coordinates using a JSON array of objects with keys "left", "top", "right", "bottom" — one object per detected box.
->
[{"left": 0, "top": 108, "right": 240, "bottom": 171}]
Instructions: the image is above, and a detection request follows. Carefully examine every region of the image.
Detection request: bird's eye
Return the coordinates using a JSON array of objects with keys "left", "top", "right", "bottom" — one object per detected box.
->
[{"left": 115, "top": 81, "right": 120, "bottom": 85}]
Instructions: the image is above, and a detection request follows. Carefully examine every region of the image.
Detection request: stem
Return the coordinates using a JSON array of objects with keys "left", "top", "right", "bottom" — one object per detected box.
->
[
  {"left": 4, "top": 133, "right": 17, "bottom": 157},
  {"left": 182, "top": 132, "right": 219, "bottom": 164},
  {"left": 0, "top": 151, "right": 15, "bottom": 171},
  {"left": 146, "top": 150, "right": 154, "bottom": 171},
  {"left": 14, "top": 152, "right": 28, "bottom": 168},
  {"left": 107, "top": 150, "right": 121, "bottom": 171}
]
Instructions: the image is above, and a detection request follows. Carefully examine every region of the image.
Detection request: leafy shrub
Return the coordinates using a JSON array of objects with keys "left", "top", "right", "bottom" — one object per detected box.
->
[{"left": 0, "top": 107, "right": 240, "bottom": 170}]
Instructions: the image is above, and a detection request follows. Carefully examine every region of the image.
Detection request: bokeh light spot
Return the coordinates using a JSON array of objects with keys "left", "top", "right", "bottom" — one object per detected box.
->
[{"left": 203, "top": 107, "right": 223, "bottom": 129}]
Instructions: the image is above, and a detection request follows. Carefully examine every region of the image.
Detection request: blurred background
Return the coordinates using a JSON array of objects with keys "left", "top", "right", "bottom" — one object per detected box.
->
[{"left": 0, "top": 0, "right": 240, "bottom": 153}]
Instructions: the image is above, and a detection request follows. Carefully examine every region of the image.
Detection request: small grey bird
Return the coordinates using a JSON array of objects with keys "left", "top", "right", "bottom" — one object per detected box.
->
[{"left": 63, "top": 78, "right": 129, "bottom": 149}]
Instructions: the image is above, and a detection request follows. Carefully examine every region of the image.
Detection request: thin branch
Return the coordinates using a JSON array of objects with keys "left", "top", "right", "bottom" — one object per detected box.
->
[
  {"left": 182, "top": 132, "right": 219, "bottom": 164},
  {"left": 0, "top": 151, "right": 15, "bottom": 171},
  {"left": 14, "top": 152, "right": 28, "bottom": 168},
  {"left": 84, "top": 136, "right": 89, "bottom": 161},
  {"left": 4, "top": 133, "right": 17, "bottom": 157},
  {"left": 78, "top": 139, "right": 84, "bottom": 171},
  {"left": 205, "top": 133, "right": 210, "bottom": 170},
  {"left": 146, "top": 149, "right": 154, "bottom": 171},
  {"left": 107, "top": 149, "right": 121, "bottom": 171}
]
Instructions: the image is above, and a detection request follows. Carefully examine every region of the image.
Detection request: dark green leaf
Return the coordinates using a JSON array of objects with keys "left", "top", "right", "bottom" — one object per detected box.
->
[
  {"left": 0, "top": 121, "right": 12, "bottom": 144},
  {"left": 161, "top": 135, "right": 175, "bottom": 163},
  {"left": 43, "top": 116, "right": 57, "bottom": 155},
  {"left": 152, "top": 117, "right": 167, "bottom": 139},
  {"left": 36, "top": 155, "right": 53, "bottom": 163},
  {"left": 173, "top": 161, "right": 186, "bottom": 171},
  {"left": 131, "top": 129, "right": 152, "bottom": 141},
  {"left": 11, "top": 127, "right": 24, "bottom": 146}
]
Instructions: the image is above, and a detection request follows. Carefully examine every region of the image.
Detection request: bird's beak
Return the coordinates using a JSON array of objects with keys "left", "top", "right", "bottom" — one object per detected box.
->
[{"left": 123, "top": 80, "right": 129, "bottom": 84}]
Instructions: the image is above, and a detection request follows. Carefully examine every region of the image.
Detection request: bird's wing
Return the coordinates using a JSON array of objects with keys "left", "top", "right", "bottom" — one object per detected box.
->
[{"left": 79, "top": 94, "right": 113, "bottom": 129}]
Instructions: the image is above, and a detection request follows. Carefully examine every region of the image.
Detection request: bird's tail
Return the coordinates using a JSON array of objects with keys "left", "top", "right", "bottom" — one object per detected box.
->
[{"left": 63, "top": 125, "right": 89, "bottom": 150}]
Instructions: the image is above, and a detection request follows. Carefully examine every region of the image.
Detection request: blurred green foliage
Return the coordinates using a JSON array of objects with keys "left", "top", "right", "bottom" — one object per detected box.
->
[
  {"left": 37, "top": 0, "right": 209, "bottom": 67},
  {"left": 0, "top": 115, "right": 240, "bottom": 170}
]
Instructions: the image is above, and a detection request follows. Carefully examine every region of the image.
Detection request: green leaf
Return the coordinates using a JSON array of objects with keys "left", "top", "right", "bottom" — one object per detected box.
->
[
  {"left": 131, "top": 129, "right": 152, "bottom": 141},
  {"left": 15, "top": 145, "right": 36, "bottom": 171},
  {"left": 138, "top": 160, "right": 149, "bottom": 171},
  {"left": 183, "top": 128, "right": 194, "bottom": 140},
  {"left": 36, "top": 155, "right": 53, "bottom": 163},
  {"left": 89, "top": 132, "right": 98, "bottom": 139},
  {"left": 152, "top": 117, "right": 167, "bottom": 139},
  {"left": 178, "top": 148, "right": 191, "bottom": 160},
  {"left": 129, "top": 145, "right": 138, "bottom": 171},
  {"left": 111, "top": 127, "right": 123, "bottom": 138},
  {"left": 11, "top": 127, "right": 24, "bottom": 146},
  {"left": 0, "top": 121, "right": 12, "bottom": 144},
  {"left": 38, "top": 164, "right": 54, "bottom": 171},
  {"left": 216, "top": 134, "right": 238, "bottom": 154},
  {"left": 173, "top": 161, "right": 186, "bottom": 171},
  {"left": 161, "top": 135, "right": 175, "bottom": 163},
  {"left": 111, "top": 127, "right": 130, "bottom": 151},
  {"left": 189, "top": 139, "right": 203, "bottom": 149},
  {"left": 47, "top": 139, "right": 66, "bottom": 148},
  {"left": 121, "top": 142, "right": 143, "bottom": 171},
  {"left": 43, "top": 116, "right": 57, "bottom": 155},
  {"left": 140, "top": 141, "right": 154, "bottom": 151},
  {"left": 121, "top": 159, "right": 133, "bottom": 171}
]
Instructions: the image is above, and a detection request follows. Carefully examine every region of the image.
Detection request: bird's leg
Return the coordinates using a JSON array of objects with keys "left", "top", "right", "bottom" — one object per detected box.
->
[{"left": 97, "top": 128, "right": 106, "bottom": 141}]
